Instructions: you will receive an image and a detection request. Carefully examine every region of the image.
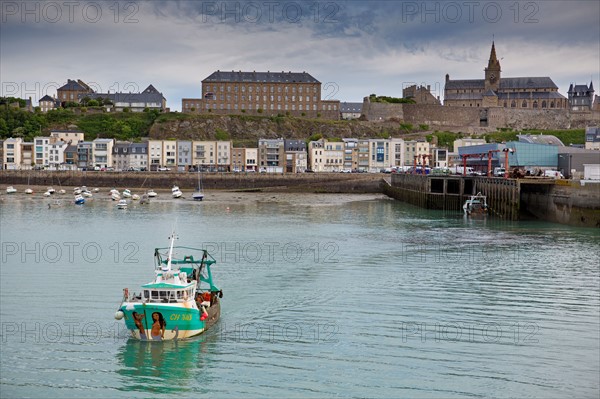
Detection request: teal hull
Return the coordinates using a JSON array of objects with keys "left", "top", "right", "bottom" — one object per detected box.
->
[{"left": 119, "top": 300, "right": 220, "bottom": 340}]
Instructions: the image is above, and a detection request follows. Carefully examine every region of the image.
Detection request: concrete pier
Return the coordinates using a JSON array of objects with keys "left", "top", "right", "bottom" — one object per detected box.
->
[{"left": 384, "top": 173, "right": 599, "bottom": 227}]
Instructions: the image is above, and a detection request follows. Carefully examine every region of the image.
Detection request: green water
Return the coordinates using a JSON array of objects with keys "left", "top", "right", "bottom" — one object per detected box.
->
[{"left": 1, "top": 194, "right": 599, "bottom": 398}]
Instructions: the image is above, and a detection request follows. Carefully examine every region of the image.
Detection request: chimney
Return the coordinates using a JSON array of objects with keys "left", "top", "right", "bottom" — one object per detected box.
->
[
  {"left": 445, "top": 74, "right": 450, "bottom": 83},
  {"left": 427, "top": 85, "right": 431, "bottom": 92}
]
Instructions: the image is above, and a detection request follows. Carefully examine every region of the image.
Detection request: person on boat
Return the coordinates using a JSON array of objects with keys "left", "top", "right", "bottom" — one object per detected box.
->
[
  {"left": 132, "top": 312, "right": 147, "bottom": 340},
  {"left": 151, "top": 312, "right": 166, "bottom": 340}
]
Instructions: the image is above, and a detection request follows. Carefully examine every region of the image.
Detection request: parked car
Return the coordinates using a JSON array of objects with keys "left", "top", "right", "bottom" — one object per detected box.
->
[
  {"left": 543, "top": 170, "right": 564, "bottom": 179},
  {"left": 340, "top": 169, "right": 352, "bottom": 173},
  {"left": 158, "top": 167, "right": 171, "bottom": 171},
  {"left": 493, "top": 167, "right": 506, "bottom": 177}
]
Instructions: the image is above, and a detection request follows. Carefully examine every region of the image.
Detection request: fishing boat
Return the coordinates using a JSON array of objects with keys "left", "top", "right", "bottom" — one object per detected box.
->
[
  {"left": 117, "top": 199, "right": 128, "bottom": 209},
  {"left": 147, "top": 190, "right": 157, "bottom": 198},
  {"left": 463, "top": 192, "right": 488, "bottom": 216},
  {"left": 6, "top": 186, "right": 17, "bottom": 194},
  {"left": 122, "top": 189, "right": 132, "bottom": 198},
  {"left": 114, "top": 232, "right": 222, "bottom": 341},
  {"left": 74, "top": 194, "right": 85, "bottom": 205},
  {"left": 192, "top": 168, "right": 204, "bottom": 201},
  {"left": 172, "top": 186, "right": 183, "bottom": 199}
]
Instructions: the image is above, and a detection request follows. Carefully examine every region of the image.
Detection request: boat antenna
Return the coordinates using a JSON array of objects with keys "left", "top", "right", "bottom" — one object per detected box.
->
[{"left": 163, "top": 230, "right": 178, "bottom": 272}]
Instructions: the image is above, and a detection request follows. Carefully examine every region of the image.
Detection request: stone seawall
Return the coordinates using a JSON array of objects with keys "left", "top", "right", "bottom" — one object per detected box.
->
[
  {"left": 0, "top": 171, "right": 383, "bottom": 193},
  {"left": 520, "top": 180, "right": 600, "bottom": 227}
]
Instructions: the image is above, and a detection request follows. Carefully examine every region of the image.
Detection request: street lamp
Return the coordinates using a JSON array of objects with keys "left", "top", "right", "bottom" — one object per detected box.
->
[{"left": 502, "top": 147, "right": 515, "bottom": 178}]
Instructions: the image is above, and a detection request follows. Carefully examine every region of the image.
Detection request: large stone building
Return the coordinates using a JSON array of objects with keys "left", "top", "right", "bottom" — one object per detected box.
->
[
  {"left": 444, "top": 42, "right": 568, "bottom": 109},
  {"left": 182, "top": 70, "right": 340, "bottom": 119},
  {"left": 57, "top": 79, "right": 94, "bottom": 105},
  {"left": 568, "top": 82, "right": 595, "bottom": 112}
]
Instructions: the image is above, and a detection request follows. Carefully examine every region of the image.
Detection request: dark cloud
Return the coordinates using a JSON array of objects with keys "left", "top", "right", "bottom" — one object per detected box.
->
[{"left": 1, "top": 0, "right": 598, "bottom": 109}]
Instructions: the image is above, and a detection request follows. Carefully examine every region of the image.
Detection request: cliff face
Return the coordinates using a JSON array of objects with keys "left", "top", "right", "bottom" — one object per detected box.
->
[{"left": 148, "top": 114, "right": 415, "bottom": 143}]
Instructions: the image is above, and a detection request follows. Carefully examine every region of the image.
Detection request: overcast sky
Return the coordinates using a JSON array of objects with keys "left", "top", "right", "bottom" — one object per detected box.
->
[{"left": 2, "top": 0, "right": 599, "bottom": 110}]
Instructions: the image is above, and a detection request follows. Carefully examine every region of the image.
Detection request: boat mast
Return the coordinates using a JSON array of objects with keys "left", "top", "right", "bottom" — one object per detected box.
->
[{"left": 163, "top": 231, "right": 177, "bottom": 273}]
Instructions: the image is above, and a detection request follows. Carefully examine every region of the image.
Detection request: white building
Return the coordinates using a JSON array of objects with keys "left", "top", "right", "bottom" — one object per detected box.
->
[
  {"left": 48, "top": 141, "right": 68, "bottom": 169},
  {"left": 162, "top": 141, "right": 177, "bottom": 168},
  {"left": 50, "top": 130, "right": 85, "bottom": 145},
  {"left": 92, "top": 138, "right": 115, "bottom": 168},
  {"left": 3, "top": 138, "right": 22, "bottom": 170},
  {"left": 33, "top": 136, "right": 50, "bottom": 167},
  {"left": 148, "top": 140, "right": 164, "bottom": 170},
  {"left": 245, "top": 148, "right": 258, "bottom": 171},
  {"left": 309, "top": 139, "right": 344, "bottom": 172},
  {"left": 390, "top": 138, "right": 406, "bottom": 168}
]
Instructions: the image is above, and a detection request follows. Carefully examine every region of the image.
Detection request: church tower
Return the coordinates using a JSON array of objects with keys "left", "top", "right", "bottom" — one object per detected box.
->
[{"left": 484, "top": 42, "right": 501, "bottom": 91}]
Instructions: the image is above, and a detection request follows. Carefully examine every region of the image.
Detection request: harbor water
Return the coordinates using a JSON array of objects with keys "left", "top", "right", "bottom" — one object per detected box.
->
[{"left": 1, "top": 193, "right": 599, "bottom": 398}]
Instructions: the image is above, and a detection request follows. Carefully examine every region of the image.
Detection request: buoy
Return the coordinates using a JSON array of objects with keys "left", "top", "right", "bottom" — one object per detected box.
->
[{"left": 114, "top": 310, "right": 124, "bottom": 320}]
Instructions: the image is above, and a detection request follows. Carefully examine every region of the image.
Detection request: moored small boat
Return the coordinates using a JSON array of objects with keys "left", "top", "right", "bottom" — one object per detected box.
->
[
  {"left": 463, "top": 192, "right": 488, "bottom": 216},
  {"left": 172, "top": 186, "right": 183, "bottom": 198},
  {"left": 47, "top": 187, "right": 55, "bottom": 194},
  {"left": 122, "top": 189, "right": 132, "bottom": 198},
  {"left": 117, "top": 199, "right": 128, "bottom": 209},
  {"left": 132, "top": 194, "right": 140, "bottom": 201},
  {"left": 6, "top": 186, "right": 17, "bottom": 194},
  {"left": 74, "top": 194, "right": 85, "bottom": 205},
  {"left": 24, "top": 188, "right": 33, "bottom": 195},
  {"left": 58, "top": 189, "right": 66, "bottom": 195},
  {"left": 115, "top": 232, "right": 222, "bottom": 341},
  {"left": 147, "top": 190, "right": 157, "bottom": 198}
]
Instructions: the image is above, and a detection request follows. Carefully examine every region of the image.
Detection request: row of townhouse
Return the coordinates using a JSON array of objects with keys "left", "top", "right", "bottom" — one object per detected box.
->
[
  {"left": 308, "top": 138, "right": 445, "bottom": 172},
  {"left": 3, "top": 133, "right": 459, "bottom": 173}
]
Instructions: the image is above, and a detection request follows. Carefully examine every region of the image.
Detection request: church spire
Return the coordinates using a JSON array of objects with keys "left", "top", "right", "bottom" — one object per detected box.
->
[
  {"left": 490, "top": 41, "right": 498, "bottom": 63},
  {"left": 485, "top": 41, "right": 501, "bottom": 91}
]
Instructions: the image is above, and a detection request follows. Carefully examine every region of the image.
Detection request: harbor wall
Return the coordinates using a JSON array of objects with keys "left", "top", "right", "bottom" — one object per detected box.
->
[
  {"left": 0, "top": 171, "right": 382, "bottom": 193},
  {"left": 520, "top": 180, "right": 600, "bottom": 228},
  {"left": 387, "top": 173, "right": 599, "bottom": 227}
]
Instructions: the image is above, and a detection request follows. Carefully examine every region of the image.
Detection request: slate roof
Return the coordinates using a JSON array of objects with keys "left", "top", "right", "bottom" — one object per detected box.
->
[
  {"left": 445, "top": 79, "right": 485, "bottom": 90},
  {"left": 130, "top": 143, "right": 147, "bottom": 153},
  {"left": 446, "top": 77, "right": 559, "bottom": 91},
  {"left": 58, "top": 79, "right": 90, "bottom": 91},
  {"left": 39, "top": 95, "right": 55, "bottom": 102},
  {"left": 80, "top": 91, "right": 165, "bottom": 104},
  {"left": 340, "top": 102, "right": 363, "bottom": 112},
  {"left": 203, "top": 71, "right": 319, "bottom": 84}
]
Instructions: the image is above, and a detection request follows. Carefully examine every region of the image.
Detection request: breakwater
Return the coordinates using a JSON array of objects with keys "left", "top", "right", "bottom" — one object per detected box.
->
[
  {"left": 384, "top": 174, "right": 600, "bottom": 227},
  {"left": 0, "top": 170, "right": 382, "bottom": 193}
]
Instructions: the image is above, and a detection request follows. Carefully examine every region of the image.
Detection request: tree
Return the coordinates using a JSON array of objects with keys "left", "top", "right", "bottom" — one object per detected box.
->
[{"left": 87, "top": 100, "right": 99, "bottom": 106}]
